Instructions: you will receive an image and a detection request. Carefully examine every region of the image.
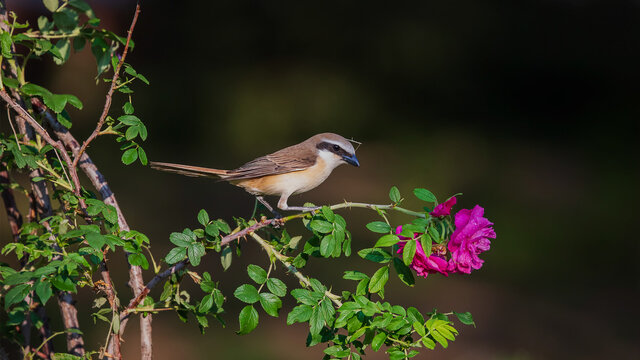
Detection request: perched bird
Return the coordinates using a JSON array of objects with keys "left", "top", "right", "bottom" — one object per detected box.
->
[{"left": 150, "top": 133, "right": 359, "bottom": 214}]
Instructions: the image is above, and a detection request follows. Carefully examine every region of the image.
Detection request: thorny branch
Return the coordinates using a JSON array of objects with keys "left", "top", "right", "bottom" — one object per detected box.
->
[{"left": 72, "top": 3, "right": 141, "bottom": 166}]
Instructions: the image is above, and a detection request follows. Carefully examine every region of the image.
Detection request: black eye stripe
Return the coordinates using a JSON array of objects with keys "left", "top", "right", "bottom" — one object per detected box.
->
[{"left": 316, "top": 141, "right": 350, "bottom": 157}]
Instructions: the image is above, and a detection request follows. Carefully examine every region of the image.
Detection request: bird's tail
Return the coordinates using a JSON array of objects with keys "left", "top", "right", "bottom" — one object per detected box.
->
[{"left": 149, "top": 161, "right": 229, "bottom": 179}]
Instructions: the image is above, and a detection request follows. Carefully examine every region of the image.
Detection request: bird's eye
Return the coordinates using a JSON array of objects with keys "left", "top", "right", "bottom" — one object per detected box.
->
[{"left": 333, "top": 144, "right": 340, "bottom": 151}]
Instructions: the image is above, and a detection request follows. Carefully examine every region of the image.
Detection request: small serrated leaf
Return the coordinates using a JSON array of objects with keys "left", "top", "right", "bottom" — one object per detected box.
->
[{"left": 389, "top": 186, "right": 401, "bottom": 203}]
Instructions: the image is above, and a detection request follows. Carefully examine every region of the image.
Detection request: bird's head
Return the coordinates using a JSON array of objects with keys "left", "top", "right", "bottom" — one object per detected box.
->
[{"left": 312, "top": 133, "right": 360, "bottom": 169}]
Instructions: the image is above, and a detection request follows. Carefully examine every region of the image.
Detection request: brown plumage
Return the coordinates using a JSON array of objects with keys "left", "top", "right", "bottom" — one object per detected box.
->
[{"left": 150, "top": 133, "right": 359, "bottom": 213}]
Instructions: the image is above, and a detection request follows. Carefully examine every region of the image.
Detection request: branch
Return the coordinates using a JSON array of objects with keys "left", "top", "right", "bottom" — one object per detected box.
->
[
  {"left": 72, "top": 3, "right": 141, "bottom": 167},
  {"left": 120, "top": 202, "right": 425, "bottom": 318},
  {"left": 120, "top": 218, "right": 277, "bottom": 321},
  {"left": 250, "top": 232, "right": 343, "bottom": 307},
  {"left": 282, "top": 201, "right": 427, "bottom": 222},
  {"left": 99, "top": 257, "right": 122, "bottom": 360},
  {"left": 0, "top": 91, "right": 85, "bottom": 207}
]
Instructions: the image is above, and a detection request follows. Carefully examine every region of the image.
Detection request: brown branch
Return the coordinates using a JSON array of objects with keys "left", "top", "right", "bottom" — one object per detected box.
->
[
  {"left": 34, "top": 92, "right": 153, "bottom": 360},
  {"left": 0, "top": 91, "right": 85, "bottom": 207},
  {"left": 28, "top": 3, "right": 151, "bottom": 355},
  {"left": 72, "top": 3, "right": 141, "bottom": 167},
  {"left": 120, "top": 218, "right": 277, "bottom": 321},
  {"left": 99, "top": 257, "right": 122, "bottom": 360}
]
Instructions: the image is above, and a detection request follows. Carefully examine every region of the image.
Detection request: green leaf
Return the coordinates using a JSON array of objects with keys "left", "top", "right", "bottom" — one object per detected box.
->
[
  {"left": 52, "top": 8, "right": 79, "bottom": 32},
  {"left": 319, "top": 234, "right": 336, "bottom": 257},
  {"left": 63, "top": 94, "right": 82, "bottom": 109},
  {"left": 35, "top": 282, "right": 53, "bottom": 304},
  {"left": 234, "top": 284, "right": 260, "bottom": 304},
  {"left": 266, "top": 278, "right": 287, "bottom": 297},
  {"left": 259, "top": 292, "right": 282, "bottom": 317},
  {"left": 52, "top": 39, "right": 71, "bottom": 65},
  {"left": 237, "top": 305, "right": 259, "bottom": 334},
  {"left": 321, "top": 206, "right": 335, "bottom": 222},
  {"left": 118, "top": 114, "right": 141, "bottom": 126},
  {"left": 197, "top": 209, "right": 210, "bottom": 226},
  {"left": 187, "top": 243, "right": 206, "bottom": 266},
  {"left": 389, "top": 186, "right": 401, "bottom": 203},
  {"left": 413, "top": 321, "right": 426, "bottom": 336},
  {"left": 220, "top": 246, "right": 232, "bottom": 270},
  {"left": 21, "top": 83, "right": 52, "bottom": 97},
  {"left": 137, "top": 147, "right": 148, "bottom": 165},
  {"left": 125, "top": 126, "right": 139, "bottom": 140},
  {"left": 1, "top": 32, "right": 12, "bottom": 59},
  {"left": 371, "top": 332, "right": 387, "bottom": 351},
  {"left": 357, "top": 248, "right": 393, "bottom": 263},
  {"left": 51, "top": 275, "right": 76, "bottom": 292},
  {"left": 43, "top": 0, "right": 59, "bottom": 12},
  {"left": 290, "top": 289, "right": 320, "bottom": 306},
  {"left": 310, "top": 220, "right": 333, "bottom": 233},
  {"left": 403, "top": 240, "right": 417, "bottom": 266},
  {"left": 247, "top": 264, "right": 267, "bottom": 284},
  {"left": 309, "top": 306, "right": 324, "bottom": 335},
  {"left": 343, "top": 271, "right": 369, "bottom": 281},
  {"left": 128, "top": 253, "right": 149, "bottom": 270},
  {"left": 454, "top": 312, "right": 475, "bottom": 326},
  {"left": 420, "top": 233, "right": 432, "bottom": 258},
  {"left": 199, "top": 294, "right": 213, "bottom": 313},
  {"left": 169, "top": 232, "right": 192, "bottom": 247},
  {"left": 205, "top": 223, "right": 219, "bottom": 237},
  {"left": 368, "top": 266, "right": 389, "bottom": 294},
  {"left": 57, "top": 110, "right": 72, "bottom": 128},
  {"left": 85, "top": 232, "right": 106, "bottom": 250},
  {"left": 431, "top": 330, "right": 448, "bottom": 348},
  {"left": 422, "top": 336, "right": 436, "bottom": 349},
  {"left": 123, "top": 102, "right": 134, "bottom": 114},
  {"left": 414, "top": 188, "right": 437, "bottom": 202},
  {"left": 121, "top": 148, "right": 138, "bottom": 165},
  {"left": 374, "top": 234, "right": 399, "bottom": 248},
  {"left": 102, "top": 206, "right": 118, "bottom": 224},
  {"left": 52, "top": 354, "right": 84, "bottom": 360},
  {"left": 5, "top": 284, "right": 30, "bottom": 309},
  {"left": 393, "top": 257, "right": 415, "bottom": 286},
  {"left": 165, "top": 247, "right": 186, "bottom": 264},
  {"left": 286, "top": 304, "right": 313, "bottom": 325},
  {"left": 366, "top": 221, "right": 391, "bottom": 233},
  {"left": 428, "top": 226, "right": 441, "bottom": 244},
  {"left": 44, "top": 93, "right": 68, "bottom": 113}
]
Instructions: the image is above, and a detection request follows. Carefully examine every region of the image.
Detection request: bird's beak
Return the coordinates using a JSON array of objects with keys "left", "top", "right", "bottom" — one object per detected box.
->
[{"left": 342, "top": 154, "right": 360, "bottom": 167}]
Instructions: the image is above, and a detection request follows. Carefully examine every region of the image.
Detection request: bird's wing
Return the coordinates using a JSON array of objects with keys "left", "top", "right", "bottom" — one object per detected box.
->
[{"left": 224, "top": 144, "right": 316, "bottom": 180}]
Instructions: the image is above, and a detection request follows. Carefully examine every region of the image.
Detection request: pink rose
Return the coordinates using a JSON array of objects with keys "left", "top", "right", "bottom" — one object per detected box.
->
[
  {"left": 447, "top": 205, "right": 496, "bottom": 274},
  {"left": 430, "top": 196, "right": 457, "bottom": 217}
]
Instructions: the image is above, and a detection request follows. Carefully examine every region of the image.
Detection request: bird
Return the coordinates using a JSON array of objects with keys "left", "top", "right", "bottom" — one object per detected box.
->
[{"left": 150, "top": 133, "right": 360, "bottom": 215}]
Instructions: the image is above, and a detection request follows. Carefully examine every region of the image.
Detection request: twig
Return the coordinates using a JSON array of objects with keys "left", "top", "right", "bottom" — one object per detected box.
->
[
  {"left": 120, "top": 218, "right": 277, "bottom": 320},
  {"left": 250, "top": 232, "right": 343, "bottom": 307},
  {"left": 99, "top": 258, "right": 122, "bottom": 360},
  {"left": 5, "top": 104, "right": 21, "bottom": 149},
  {"left": 282, "top": 201, "right": 427, "bottom": 222},
  {"left": 72, "top": 3, "right": 141, "bottom": 167}
]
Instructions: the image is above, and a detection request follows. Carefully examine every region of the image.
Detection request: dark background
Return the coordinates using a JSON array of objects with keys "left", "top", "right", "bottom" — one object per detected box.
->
[{"left": 1, "top": 0, "right": 639, "bottom": 359}]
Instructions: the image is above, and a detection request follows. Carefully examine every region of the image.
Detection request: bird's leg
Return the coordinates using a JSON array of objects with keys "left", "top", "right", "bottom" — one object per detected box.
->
[
  {"left": 256, "top": 196, "right": 281, "bottom": 218},
  {"left": 277, "top": 194, "right": 321, "bottom": 212}
]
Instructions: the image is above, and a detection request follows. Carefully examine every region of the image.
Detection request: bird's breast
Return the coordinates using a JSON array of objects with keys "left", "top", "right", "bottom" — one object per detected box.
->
[{"left": 232, "top": 157, "right": 335, "bottom": 196}]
